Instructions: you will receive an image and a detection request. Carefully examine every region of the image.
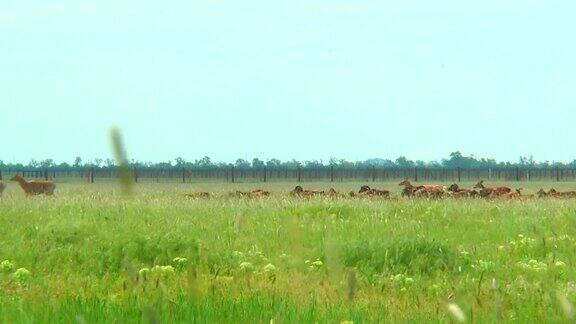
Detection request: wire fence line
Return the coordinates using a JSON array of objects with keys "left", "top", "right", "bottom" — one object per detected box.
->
[{"left": 1, "top": 166, "right": 575, "bottom": 183}]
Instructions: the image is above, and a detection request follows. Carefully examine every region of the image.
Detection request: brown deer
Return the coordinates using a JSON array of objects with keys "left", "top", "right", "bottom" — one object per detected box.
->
[
  {"left": 399, "top": 179, "right": 443, "bottom": 198},
  {"left": 547, "top": 188, "right": 576, "bottom": 198},
  {"left": 234, "top": 189, "right": 270, "bottom": 198},
  {"left": 473, "top": 180, "right": 512, "bottom": 198},
  {"left": 398, "top": 179, "right": 423, "bottom": 197},
  {"left": 358, "top": 185, "right": 390, "bottom": 197},
  {"left": 184, "top": 192, "right": 210, "bottom": 198},
  {"left": 500, "top": 188, "right": 523, "bottom": 199},
  {"left": 10, "top": 174, "right": 56, "bottom": 196},
  {"left": 447, "top": 184, "right": 478, "bottom": 198},
  {"left": 325, "top": 188, "right": 346, "bottom": 198},
  {"left": 536, "top": 189, "right": 548, "bottom": 198},
  {"left": 290, "top": 186, "right": 324, "bottom": 197}
]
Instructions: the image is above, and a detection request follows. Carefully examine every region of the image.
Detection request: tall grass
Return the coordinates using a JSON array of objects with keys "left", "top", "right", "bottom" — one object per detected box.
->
[{"left": 1, "top": 181, "right": 576, "bottom": 322}]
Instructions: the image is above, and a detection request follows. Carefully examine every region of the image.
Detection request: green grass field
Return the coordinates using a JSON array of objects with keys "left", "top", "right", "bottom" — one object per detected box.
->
[{"left": 1, "top": 181, "right": 576, "bottom": 323}]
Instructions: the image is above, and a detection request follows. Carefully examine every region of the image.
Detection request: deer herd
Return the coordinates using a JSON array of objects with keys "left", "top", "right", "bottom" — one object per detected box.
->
[
  {"left": 183, "top": 180, "right": 576, "bottom": 200},
  {"left": 1, "top": 174, "right": 576, "bottom": 200}
]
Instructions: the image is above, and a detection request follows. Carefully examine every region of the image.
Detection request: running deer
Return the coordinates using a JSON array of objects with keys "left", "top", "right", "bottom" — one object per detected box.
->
[
  {"left": 547, "top": 188, "right": 576, "bottom": 198},
  {"left": 290, "top": 186, "right": 324, "bottom": 197},
  {"left": 398, "top": 179, "right": 443, "bottom": 198},
  {"left": 447, "top": 183, "right": 478, "bottom": 198},
  {"left": 358, "top": 185, "right": 390, "bottom": 197},
  {"left": 235, "top": 189, "right": 270, "bottom": 198},
  {"left": 473, "top": 180, "right": 512, "bottom": 198},
  {"left": 184, "top": 192, "right": 210, "bottom": 198}
]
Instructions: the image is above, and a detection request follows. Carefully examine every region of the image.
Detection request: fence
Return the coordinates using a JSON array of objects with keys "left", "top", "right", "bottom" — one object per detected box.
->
[{"left": 0, "top": 167, "right": 575, "bottom": 183}]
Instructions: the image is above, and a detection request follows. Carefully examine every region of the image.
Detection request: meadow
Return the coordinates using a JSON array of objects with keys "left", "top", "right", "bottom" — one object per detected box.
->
[{"left": 1, "top": 181, "right": 576, "bottom": 323}]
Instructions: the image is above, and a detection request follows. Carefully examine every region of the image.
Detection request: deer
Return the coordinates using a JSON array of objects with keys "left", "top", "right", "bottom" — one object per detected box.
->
[
  {"left": 398, "top": 179, "right": 443, "bottom": 198},
  {"left": 358, "top": 185, "right": 390, "bottom": 198},
  {"left": 536, "top": 189, "right": 549, "bottom": 198},
  {"left": 290, "top": 185, "right": 324, "bottom": 197},
  {"left": 446, "top": 183, "right": 478, "bottom": 198},
  {"left": 325, "top": 188, "right": 346, "bottom": 198},
  {"left": 234, "top": 189, "right": 270, "bottom": 198},
  {"left": 398, "top": 179, "right": 423, "bottom": 197},
  {"left": 547, "top": 188, "right": 576, "bottom": 198},
  {"left": 473, "top": 180, "right": 512, "bottom": 198},
  {"left": 184, "top": 192, "right": 210, "bottom": 198},
  {"left": 10, "top": 174, "right": 56, "bottom": 196},
  {"left": 500, "top": 188, "right": 523, "bottom": 199}
]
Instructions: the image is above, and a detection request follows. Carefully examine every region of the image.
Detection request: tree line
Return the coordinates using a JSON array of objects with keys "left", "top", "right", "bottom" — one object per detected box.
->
[{"left": 1, "top": 152, "right": 574, "bottom": 171}]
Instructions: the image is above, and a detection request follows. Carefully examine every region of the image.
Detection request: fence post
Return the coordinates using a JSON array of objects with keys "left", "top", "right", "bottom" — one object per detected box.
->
[
  {"left": 231, "top": 166, "right": 235, "bottom": 183},
  {"left": 515, "top": 167, "right": 520, "bottom": 181},
  {"left": 414, "top": 167, "right": 418, "bottom": 182},
  {"left": 90, "top": 167, "right": 95, "bottom": 183},
  {"left": 0, "top": 170, "right": 2, "bottom": 181},
  {"left": 372, "top": 166, "right": 376, "bottom": 182},
  {"left": 182, "top": 168, "right": 186, "bottom": 183},
  {"left": 263, "top": 167, "right": 267, "bottom": 182},
  {"left": 330, "top": 165, "right": 334, "bottom": 182},
  {"left": 134, "top": 168, "right": 138, "bottom": 183},
  {"left": 556, "top": 166, "right": 560, "bottom": 182},
  {"left": 457, "top": 167, "right": 461, "bottom": 182},
  {"left": 297, "top": 167, "right": 302, "bottom": 182}
]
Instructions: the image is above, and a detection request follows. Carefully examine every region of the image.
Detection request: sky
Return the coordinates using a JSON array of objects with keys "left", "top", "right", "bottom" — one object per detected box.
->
[{"left": 1, "top": 0, "right": 575, "bottom": 164}]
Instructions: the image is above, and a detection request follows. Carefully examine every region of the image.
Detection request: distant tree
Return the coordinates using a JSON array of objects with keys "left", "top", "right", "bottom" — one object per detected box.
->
[
  {"left": 442, "top": 151, "right": 480, "bottom": 169},
  {"left": 55, "top": 162, "right": 68, "bottom": 169},
  {"left": 395, "top": 156, "right": 414, "bottom": 168},
  {"left": 156, "top": 161, "right": 172, "bottom": 168},
  {"left": 283, "top": 159, "right": 301, "bottom": 169},
  {"left": 28, "top": 159, "right": 39, "bottom": 168},
  {"left": 427, "top": 160, "right": 442, "bottom": 168},
  {"left": 363, "top": 158, "right": 395, "bottom": 167},
  {"left": 235, "top": 159, "right": 251, "bottom": 169},
  {"left": 40, "top": 159, "right": 55, "bottom": 168},
  {"left": 252, "top": 158, "right": 265, "bottom": 169},
  {"left": 174, "top": 157, "right": 186, "bottom": 167},
  {"left": 195, "top": 156, "right": 215, "bottom": 169},
  {"left": 266, "top": 159, "right": 282, "bottom": 169},
  {"left": 73, "top": 157, "right": 82, "bottom": 168},
  {"left": 304, "top": 160, "right": 324, "bottom": 169},
  {"left": 104, "top": 158, "right": 115, "bottom": 167}
]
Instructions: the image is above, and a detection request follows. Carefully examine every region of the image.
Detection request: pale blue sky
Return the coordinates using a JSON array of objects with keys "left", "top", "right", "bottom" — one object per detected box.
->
[{"left": 1, "top": 0, "right": 575, "bottom": 164}]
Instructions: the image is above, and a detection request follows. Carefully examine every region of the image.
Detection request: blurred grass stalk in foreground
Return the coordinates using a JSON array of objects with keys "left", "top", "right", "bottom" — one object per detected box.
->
[{"left": 110, "top": 127, "right": 133, "bottom": 195}]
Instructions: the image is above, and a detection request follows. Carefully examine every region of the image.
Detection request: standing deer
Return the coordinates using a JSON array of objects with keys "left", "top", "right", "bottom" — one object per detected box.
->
[{"left": 10, "top": 174, "right": 56, "bottom": 196}]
